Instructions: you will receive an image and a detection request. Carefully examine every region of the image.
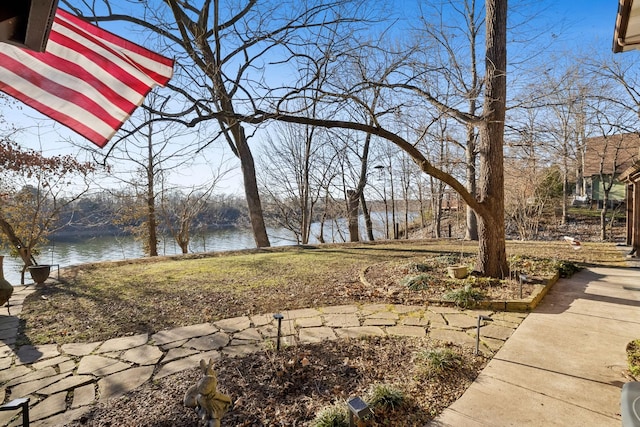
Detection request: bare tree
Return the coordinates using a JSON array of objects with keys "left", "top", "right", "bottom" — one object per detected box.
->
[
  {"left": 259, "top": 123, "right": 336, "bottom": 244},
  {"left": 86, "top": 93, "right": 196, "bottom": 256},
  {"left": 160, "top": 176, "right": 227, "bottom": 253}
]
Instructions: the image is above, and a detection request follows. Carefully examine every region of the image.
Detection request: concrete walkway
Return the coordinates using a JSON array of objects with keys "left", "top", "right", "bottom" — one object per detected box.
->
[
  {"left": 0, "top": 295, "right": 524, "bottom": 426},
  {"left": 430, "top": 263, "right": 640, "bottom": 426}
]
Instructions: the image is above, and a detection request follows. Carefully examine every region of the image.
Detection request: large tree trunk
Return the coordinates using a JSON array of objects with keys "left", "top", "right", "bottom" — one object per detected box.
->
[
  {"left": 146, "top": 134, "right": 158, "bottom": 257},
  {"left": 360, "top": 193, "right": 375, "bottom": 241},
  {"left": 346, "top": 190, "right": 360, "bottom": 242},
  {"left": 234, "top": 126, "right": 271, "bottom": 247},
  {"left": 476, "top": 0, "right": 508, "bottom": 278}
]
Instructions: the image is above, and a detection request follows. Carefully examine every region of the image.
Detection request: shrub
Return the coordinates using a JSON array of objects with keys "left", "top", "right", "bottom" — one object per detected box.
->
[
  {"left": 366, "top": 383, "right": 405, "bottom": 411},
  {"left": 401, "top": 273, "right": 435, "bottom": 291},
  {"left": 554, "top": 260, "right": 581, "bottom": 278},
  {"left": 408, "top": 262, "right": 431, "bottom": 273},
  {"left": 627, "top": 339, "right": 640, "bottom": 378},
  {"left": 311, "top": 402, "right": 349, "bottom": 427},
  {"left": 442, "top": 284, "right": 485, "bottom": 308},
  {"left": 414, "top": 347, "right": 462, "bottom": 378}
]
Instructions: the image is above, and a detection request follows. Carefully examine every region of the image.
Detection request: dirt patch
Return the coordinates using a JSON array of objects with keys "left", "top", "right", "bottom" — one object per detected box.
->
[{"left": 69, "top": 336, "right": 487, "bottom": 426}]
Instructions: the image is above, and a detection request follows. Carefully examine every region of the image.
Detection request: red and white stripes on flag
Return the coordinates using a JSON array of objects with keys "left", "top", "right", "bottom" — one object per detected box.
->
[{"left": 0, "top": 9, "right": 174, "bottom": 148}]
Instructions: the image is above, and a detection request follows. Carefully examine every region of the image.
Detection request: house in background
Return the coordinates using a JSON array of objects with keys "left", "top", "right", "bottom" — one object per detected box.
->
[
  {"left": 613, "top": 0, "right": 640, "bottom": 257},
  {"left": 581, "top": 133, "right": 640, "bottom": 208},
  {"left": 620, "top": 161, "right": 640, "bottom": 255}
]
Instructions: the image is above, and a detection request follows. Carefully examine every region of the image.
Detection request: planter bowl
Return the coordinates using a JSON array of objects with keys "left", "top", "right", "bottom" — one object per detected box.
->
[
  {"left": 28, "top": 265, "right": 51, "bottom": 285},
  {"left": 447, "top": 266, "right": 469, "bottom": 279}
]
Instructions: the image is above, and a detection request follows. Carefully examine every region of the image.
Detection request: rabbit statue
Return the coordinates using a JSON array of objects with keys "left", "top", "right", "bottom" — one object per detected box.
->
[{"left": 184, "top": 358, "right": 232, "bottom": 427}]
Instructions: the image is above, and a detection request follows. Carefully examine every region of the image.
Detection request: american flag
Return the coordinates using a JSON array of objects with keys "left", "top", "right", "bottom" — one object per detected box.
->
[{"left": 0, "top": 9, "right": 174, "bottom": 148}]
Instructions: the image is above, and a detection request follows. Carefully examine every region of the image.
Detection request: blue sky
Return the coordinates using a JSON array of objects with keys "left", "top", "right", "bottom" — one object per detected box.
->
[{"left": 549, "top": 0, "right": 619, "bottom": 48}]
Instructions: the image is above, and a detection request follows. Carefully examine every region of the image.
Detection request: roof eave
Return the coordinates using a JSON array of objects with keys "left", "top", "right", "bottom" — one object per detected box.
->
[{"left": 614, "top": 0, "right": 640, "bottom": 53}]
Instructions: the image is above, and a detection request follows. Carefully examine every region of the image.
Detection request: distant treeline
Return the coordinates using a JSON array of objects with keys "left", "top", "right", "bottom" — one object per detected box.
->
[{"left": 52, "top": 192, "right": 249, "bottom": 242}]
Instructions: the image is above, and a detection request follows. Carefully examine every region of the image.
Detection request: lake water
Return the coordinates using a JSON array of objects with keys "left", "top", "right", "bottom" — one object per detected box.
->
[{"left": 2, "top": 214, "right": 399, "bottom": 286}]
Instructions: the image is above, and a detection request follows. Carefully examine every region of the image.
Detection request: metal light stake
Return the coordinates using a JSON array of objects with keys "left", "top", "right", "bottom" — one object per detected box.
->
[
  {"left": 475, "top": 315, "right": 493, "bottom": 355},
  {"left": 273, "top": 313, "right": 284, "bottom": 351},
  {"left": 519, "top": 274, "right": 527, "bottom": 299}
]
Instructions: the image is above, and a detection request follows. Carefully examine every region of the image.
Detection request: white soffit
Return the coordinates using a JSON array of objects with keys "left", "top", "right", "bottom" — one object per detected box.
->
[{"left": 614, "top": 0, "right": 640, "bottom": 52}]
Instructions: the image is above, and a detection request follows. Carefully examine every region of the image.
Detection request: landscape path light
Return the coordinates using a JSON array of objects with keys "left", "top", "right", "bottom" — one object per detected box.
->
[
  {"left": 273, "top": 313, "right": 284, "bottom": 351},
  {"left": 347, "top": 396, "right": 372, "bottom": 427},
  {"left": 475, "top": 315, "right": 493, "bottom": 355}
]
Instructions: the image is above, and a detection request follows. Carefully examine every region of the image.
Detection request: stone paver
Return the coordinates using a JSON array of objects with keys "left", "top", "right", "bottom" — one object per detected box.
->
[
  {"left": 249, "top": 313, "right": 275, "bottom": 327},
  {"left": 0, "top": 357, "right": 11, "bottom": 370},
  {"left": 121, "top": 345, "right": 163, "bottom": 365},
  {"left": 321, "top": 305, "right": 359, "bottom": 314},
  {"left": 285, "top": 308, "right": 322, "bottom": 319},
  {"left": 258, "top": 320, "right": 295, "bottom": 338},
  {"left": 401, "top": 316, "right": 430, "bottom": 327},
  {"left": 96, "top": 334, "right": 148, "bottom": 353},
  {"left": 323, "top": 314, "right": 360, "bottom": 328},
  {"left": 30, "top": 392, "right": 67, "bottom": 422},
  {"left": 97, "top": 366, "right": 154, "bottom": 401},
  {"left": 185, "top": 332, "right": 230, "bottom": 350},
  {"left": 429, "top": 328, "right": 476, "bottom": 345},
  {"left": 152, "top": 323, "right": 218, "bottom": 346},
  {"left": 359, "top": 303, "right": 392, "bottom": 315},
  {"left": 77, "top": 355, "right": 131, "bottom": 376},
  {"left": 428, "top": 305, "right": 461, "bottom": 314},
  {"left": 0, "top": 317, "right": 18, "bottom": 332},
  {"left": 294, "top": 316, "right": 323, "bottom": 328},
  {"left": 0, "top": 365, "right": 31, "bottom": 383},
  {"left": 363, "top": 318, "right": 397, "bottom": 326},
  {"left": 393, "top": 305, "right": 425, "bottom": 314},
  {"left": 16, "top": 344, "right": 60, "bottom": 364},
  {"left": 479, "top": 336, "right": 506, "bottom": 354},
  {"left": 335, "top": 326, "right": 386, "bottom": 339},
  {"left": 61, "top": 342, "right": 101, "bottom": 357},
  {"left": 59, "top": 360, "right": 76, "bottom": 373},
  {"left": 233, "top": 328, "right": 262, "bottom": 341},
  {"left": 366, "top": 311, "right": 399, "bottom": 320},
  {"left": 214, "top": 316, "right": 251, "bottom": 332},
  {"left": 442, "top": 313, "right": 479, "bottom": 329},
  {"left": 38, "top": 375, "right": 94, "bottom": 395},
  {"left": 386, "top": 325, "right": 427, "bottom": 337},
  {"left": 162, "top": 347, "right": 199, "bottom": 363},
  {"left": 298, "top": 327, "right": 337, "bottom": 343},
  {"left": 222, "top": 343, "right": 262, "bottom": 358},
  {"left": 479, "top": 323, "right": 516, "bottom": 341},
  {"left": 32, "top": 356, "right": 72, "bottom": 371},
  {"left": 33, "top": 407, "right": 90, "bottom": 427},
  {"left": 71, "top": 384, "right": 96, "bottom": 409}
]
